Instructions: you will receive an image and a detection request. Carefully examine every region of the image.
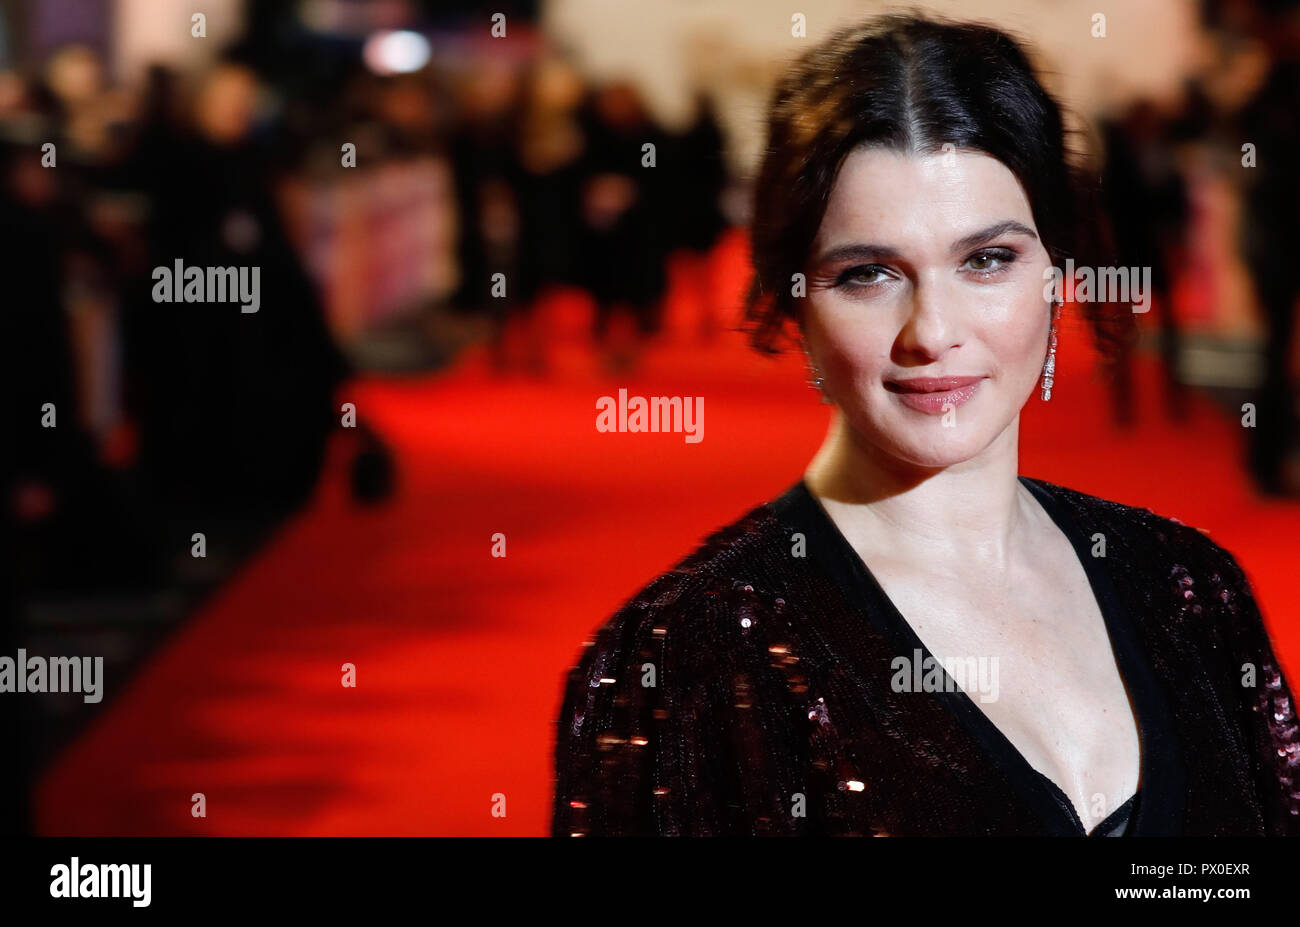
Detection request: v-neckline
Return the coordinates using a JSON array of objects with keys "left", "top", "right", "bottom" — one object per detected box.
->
[{"left": 783, "top": 475, "right": 1166, "bottom": 835}]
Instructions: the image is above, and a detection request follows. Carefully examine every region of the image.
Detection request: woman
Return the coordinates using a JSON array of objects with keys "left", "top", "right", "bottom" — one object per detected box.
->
[{"left": 552, "top": 14, "right": 1299, "bottom": 836}]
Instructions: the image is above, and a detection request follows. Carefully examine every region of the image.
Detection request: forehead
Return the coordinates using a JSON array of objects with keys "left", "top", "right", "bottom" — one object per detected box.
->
[{"left": 814, "top": 147, "right": 1036, "bottom": 249}]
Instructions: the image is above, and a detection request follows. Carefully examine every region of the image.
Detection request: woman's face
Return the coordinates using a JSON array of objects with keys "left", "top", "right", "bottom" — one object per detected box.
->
[{"left": 803, "top": 146, "right": 1054, "bottom": 469}]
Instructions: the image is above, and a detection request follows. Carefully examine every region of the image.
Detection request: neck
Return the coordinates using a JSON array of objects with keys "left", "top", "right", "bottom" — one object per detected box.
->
[{"left": 804, "top": 410, "right": 1033, "bottom": 571}]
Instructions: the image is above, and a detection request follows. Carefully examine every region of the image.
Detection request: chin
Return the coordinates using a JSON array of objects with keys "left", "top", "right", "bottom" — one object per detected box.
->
[
  {"left": 893, "top": 442, "right": 987, "bottom": 470},
  {"left": 866, "top": 417, "right": 1003, "bottom": 471}
]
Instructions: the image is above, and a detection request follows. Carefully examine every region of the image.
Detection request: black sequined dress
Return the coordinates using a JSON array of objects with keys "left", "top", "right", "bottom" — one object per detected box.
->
[{"left": 552, "top": 477, "right": 1300, "bottom": 836}]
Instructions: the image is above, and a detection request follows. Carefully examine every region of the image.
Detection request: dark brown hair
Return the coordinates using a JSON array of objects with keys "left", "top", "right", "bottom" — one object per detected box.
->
[{"left": 743, "top": 14, "right": 1133, "bottom": 367}]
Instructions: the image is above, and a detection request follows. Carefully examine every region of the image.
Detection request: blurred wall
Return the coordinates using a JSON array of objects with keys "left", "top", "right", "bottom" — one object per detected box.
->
[
  {"left": 112, "top": 0, "right": 243, "bottom": 85},
  {"left": 544, "top": 0, "right": 1204, "bottom": 176}
]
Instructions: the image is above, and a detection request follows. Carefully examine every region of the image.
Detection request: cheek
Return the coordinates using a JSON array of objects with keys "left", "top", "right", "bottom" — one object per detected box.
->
[
  {"left": 994, "top": 294, "right": 1053, "bottom": 379},
  {"left": 969, "top": 263, "right": 1054, "bottom": 379},
  {"left": 805, "top": 296, "right": 892, "bottom": 376}
]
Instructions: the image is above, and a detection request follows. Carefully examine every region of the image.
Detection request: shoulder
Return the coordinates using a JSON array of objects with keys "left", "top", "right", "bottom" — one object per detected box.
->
[
  {"left": 1025, "top": 476, "right": 1255, "bottom": 589},
  {"left": 553, "top": 497, "right": 807, "bottom": 834},
  {"left": 561, "top": 496, "right": 802, "bottom": 692}
]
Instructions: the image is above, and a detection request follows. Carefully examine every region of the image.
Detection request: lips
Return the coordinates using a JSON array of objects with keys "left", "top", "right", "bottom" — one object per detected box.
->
[
  {"left": 884, "top": 375, "right": 986, "bottom": 415},
  {"left": 885, "top": 376, "right": 985, "bottom": 393}
]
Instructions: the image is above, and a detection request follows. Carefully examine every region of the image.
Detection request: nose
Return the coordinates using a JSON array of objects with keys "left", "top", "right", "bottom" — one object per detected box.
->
[{"left": 894, "top": 280, "right": 962, "bottom": 362}]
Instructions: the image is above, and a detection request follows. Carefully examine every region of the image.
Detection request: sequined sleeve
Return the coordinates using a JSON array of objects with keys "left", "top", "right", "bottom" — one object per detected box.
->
[
  {"left": 1206, "top": 542, "right": 1300, "bottom": 833},
  {"left": 551, "top": 570, "right": 809, "bottom": 836},
  {"left": 552, "top": 584, "right": 718, "bottom": 836}
]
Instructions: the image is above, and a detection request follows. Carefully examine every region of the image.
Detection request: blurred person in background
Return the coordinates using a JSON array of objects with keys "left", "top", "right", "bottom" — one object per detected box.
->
[
  {"left": 41, "top": 43, "right": 133, "bottom": 164},
  {"left": 661, "top": 91, "right": 729, "bottom": 342},
  {"left": 577, "top": 81, "right": 669, "bottom": 372},
  {"left": 449, "top": 57, "right": 526, "bottom": 370},
  {"left": 367, "top": 66, "right": 451, "bottom": 158},
  {"left": 4, "top": 132, "right": 95, "bottom": 580},
  {"left": 1235, "top": 0, "right": 1300, "bottom": 495},
  {"left": 4, "top": 57, "right": 160, "bottom": 595},
  {"left": 1100, "top": 100, "right": 1191, "bottom": 425},
  {"left": 121, "top": 57, "right": 349, "bottom": 522},
  {"left": 513, "top": 51, "right": 586, "bottom": 372}
]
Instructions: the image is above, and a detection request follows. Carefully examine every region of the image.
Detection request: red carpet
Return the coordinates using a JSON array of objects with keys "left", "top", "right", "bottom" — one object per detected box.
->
[{"left": 35, "top": 231, "right": 1300, "bottom": 834}]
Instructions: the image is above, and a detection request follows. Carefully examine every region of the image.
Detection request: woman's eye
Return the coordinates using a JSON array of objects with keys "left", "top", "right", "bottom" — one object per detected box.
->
[
  {"left": 963, "top": 248, "right": 1016, "bottom": 274},
  {"left": 835, "top": 265, "right": 889, "bottom": 288}
]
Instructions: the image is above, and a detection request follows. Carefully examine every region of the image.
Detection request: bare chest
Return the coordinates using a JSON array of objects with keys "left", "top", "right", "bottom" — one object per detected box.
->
[{"left": 868, "top": 551, "right": 1142, "bottom": 831}]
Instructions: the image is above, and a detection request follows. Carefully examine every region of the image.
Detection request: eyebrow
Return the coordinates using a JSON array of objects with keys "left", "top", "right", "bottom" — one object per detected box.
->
[
  {"left": 813, "top": 219, "right": 1039, "bottom": 265},
  {"left": 951, "top": 220, "right": 1038, "bottom": 253}
]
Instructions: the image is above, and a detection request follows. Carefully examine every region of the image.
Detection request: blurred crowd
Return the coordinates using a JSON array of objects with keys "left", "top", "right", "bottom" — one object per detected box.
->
[
  {"left": 448, "top": 58, "right": 730, "bottom": 369},
  {"left": 1099, "top": 0, "right": 1300, "bottom": 495},
  {"left": 0, "top": 13, "right": 735, "bottom": 835},
  {"left": 3, "top": 27, "right": 732, "bottom": 601}
]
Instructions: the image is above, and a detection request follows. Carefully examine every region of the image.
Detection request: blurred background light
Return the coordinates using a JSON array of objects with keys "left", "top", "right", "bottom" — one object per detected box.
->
[{"left": 363, "top": 29, "right": 430, "bottom": 75}]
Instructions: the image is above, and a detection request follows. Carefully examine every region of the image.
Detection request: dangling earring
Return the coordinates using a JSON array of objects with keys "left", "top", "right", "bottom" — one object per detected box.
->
[
  {"left": 1040, "top": 302, "right": 1060, "bottom": 401},
  {"left": 802, "top": 346, "right": 833, "bottom": 404},
  {"left": 807, "top": 366, "right": 832, "bottom": 404}
]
